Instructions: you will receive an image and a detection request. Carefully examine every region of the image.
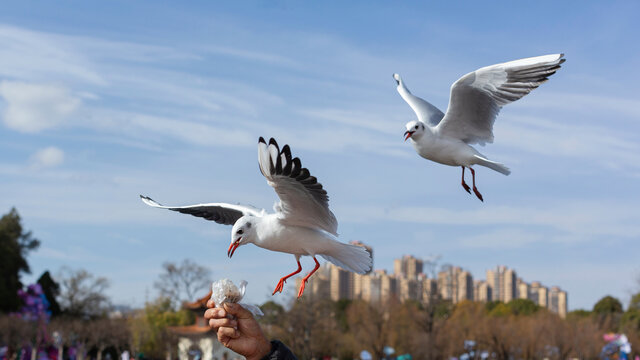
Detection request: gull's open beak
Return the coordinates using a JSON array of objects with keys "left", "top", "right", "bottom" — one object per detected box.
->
[
  {"left": 227, "top": 239, "right": 241, "bottom": 258},
  {"left": 404, "top": 131, "right": 414, "bottom": 141}
]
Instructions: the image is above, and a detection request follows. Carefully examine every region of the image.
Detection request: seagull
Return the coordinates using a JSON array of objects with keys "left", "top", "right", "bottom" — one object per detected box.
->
[
  {"left": 140, "top": 137, "right": 372, "bottom": 298},
  {"left": 394, "top": 54, "right": 565, "bottom": 201}
]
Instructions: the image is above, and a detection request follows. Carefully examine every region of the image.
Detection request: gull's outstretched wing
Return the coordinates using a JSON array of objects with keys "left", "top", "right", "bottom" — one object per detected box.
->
[
  {"left": 436, "top": 54, "right": 565, "bottom": 145},
  {"left": 140, "top": 195, "right": 263, "bottom": 225},
  {"left": 257, "top": 137, "right": 338, "bottom": 236},
  {"left": 393, "top": 73, "right": 445, "bottom": 127}
]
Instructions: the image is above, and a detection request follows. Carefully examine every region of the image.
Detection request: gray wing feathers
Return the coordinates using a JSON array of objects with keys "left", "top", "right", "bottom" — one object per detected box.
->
[
  {"left": 437, "top": 54, "right": 565, "bottom": 145},
  {"left": 139, "top": 195, "right": 260, "bottom": 225},
  {"left": 258, "top": 137, "right": 338, "bottom": 235},
  {"left": 394, "top": 73, "right": 445, "bottom": 126}
]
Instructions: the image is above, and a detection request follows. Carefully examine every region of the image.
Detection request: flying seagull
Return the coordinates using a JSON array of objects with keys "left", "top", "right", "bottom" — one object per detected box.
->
[
  {"left": 394, "top": 54, "right": 565, "bottom": 201},
  {"left": 140, "top": 137, "right": 372, "bottom": 298}
]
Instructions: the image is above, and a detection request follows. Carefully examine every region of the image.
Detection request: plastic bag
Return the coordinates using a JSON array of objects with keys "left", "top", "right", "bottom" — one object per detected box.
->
[{"left": 210, "top": 279, "right": 263, "bottom": 317}]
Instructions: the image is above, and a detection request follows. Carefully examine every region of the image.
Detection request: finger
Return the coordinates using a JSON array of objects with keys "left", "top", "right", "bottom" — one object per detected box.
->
[
  {"left": 223, "top": 303, "right": 254, "bottom": 320},
  {"left": 208, "top": 318, "right": 237, "bottom": 329},
  {"left": 209, "top": 318, "right": 238, "bottom": 331},
  {"left": 217, "top": 333, "right": 231, "bottom": 347},
  {"left": 204, "top": 308, "right": 226, "bottom": 320},
  {"left": 206, "top": 299, "right": 215, "bottom": 308},
  {"left": 217, "top": 326, "right": 239, "bottom": 340}
]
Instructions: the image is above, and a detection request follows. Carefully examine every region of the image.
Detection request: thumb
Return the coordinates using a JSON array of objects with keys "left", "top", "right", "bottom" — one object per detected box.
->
[{"left": 223, "top": 303, "right": 254, "bottom": 320}]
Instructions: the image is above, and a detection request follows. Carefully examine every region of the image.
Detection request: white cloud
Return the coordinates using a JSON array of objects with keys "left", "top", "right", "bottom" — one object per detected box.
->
[
  {"left": 30, "top": 146, "right": 65, "bottom": 169},
  {"left": 0, "top": 81, "right": 80, "bottom": 132}
]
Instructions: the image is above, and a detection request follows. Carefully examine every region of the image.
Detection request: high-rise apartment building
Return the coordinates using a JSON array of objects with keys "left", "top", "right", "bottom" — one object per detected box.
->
[
  {"left": 503, "top": 268, "right": 517, "bottom": 302},
  {"left": 457, "top": 271, "right": 474, "bottom": 302},
  {"left": 537, "top": 285, "right": 548, "bottom": 308},
  {"left": 420, "top": 276, "right": 438, "bottom": 304},
  {"left": 474, "top": 280, "right": 492, "bottom": 302},
  {"left": 437, "top": 266, "right": 474, "bottom": 303},
  {"left": 378, "top": 270, "right": 397, "bottom": 303},
  {"left": 360, "top": 273, "right": 382, "bottom": 303},
  {"left": 330, "top": 264, "right": 353, "bottom": 301},
  {"left": 517, "top": 278, "right": 530, "bottom": 300},
  {"left": 438, "top": 266, "right": 458, "bottom": 301},
  {"left": 486, "top": 266, "right": 517, "bottom": 302},
  {"left": 549, "top": 286, "right": 568, "bottom": 318},
  {"left": 394, "top": 255, "right": 423, "bottom": 279}
]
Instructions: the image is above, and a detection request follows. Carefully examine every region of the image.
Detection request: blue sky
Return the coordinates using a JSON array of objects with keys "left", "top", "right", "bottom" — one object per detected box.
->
[{"left": 1, "top": 1, "right": 639, "bottom": 310}]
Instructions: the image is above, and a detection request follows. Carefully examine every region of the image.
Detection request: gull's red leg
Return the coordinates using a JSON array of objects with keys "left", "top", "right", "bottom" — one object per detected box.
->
[
  {"left": 297, "top": 257, "right": 320, "bottom": 298},
  {"left": 461, "top": 166, "right": 471, "bottom": 194},
  {"left": 272, "top": 259, "right": 302, "bottom": 295},
  {"left": 469, "top": 167, "right": 483, "bottom": 202}
]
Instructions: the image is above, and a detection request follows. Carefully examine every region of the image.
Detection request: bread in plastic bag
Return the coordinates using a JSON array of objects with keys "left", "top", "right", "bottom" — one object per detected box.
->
[{"left": 210, "top": 279, "right": 263, "bottom": 317}]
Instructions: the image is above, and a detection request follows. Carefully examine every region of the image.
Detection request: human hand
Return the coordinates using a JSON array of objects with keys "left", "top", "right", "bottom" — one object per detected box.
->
[{"left": 204, "top": 300, "right": 271, "bottom": 360}]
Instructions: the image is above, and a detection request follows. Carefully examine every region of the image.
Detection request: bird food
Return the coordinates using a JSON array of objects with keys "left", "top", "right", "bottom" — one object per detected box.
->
[{"left": 210, "top": 279, "right": 263, "bottom": 317}]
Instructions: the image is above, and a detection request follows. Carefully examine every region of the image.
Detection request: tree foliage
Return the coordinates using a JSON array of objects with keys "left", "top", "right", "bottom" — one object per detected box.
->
[
  {"left": 593, "top": 295, "right": 623, "bottom": 314},
  {"left": 130, "top": 297, "right": 194, "bottom": 359},
  {"left": 506, "top": 298, "right": 539, "bottom": 316},
  {"left": 0, "top": 208, "right": 40, "bottom": 313},
  {"left": 629, "top": 292, "right": 640, "bottom": 312},
  {"left": 37, "top": 271, "right": 61, "bottom": 317}
]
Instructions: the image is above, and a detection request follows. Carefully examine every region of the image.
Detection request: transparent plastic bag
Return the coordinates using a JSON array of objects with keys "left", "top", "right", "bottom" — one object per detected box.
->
[{"left": 210, "top": 279, "right": 263, "bottom": 318}]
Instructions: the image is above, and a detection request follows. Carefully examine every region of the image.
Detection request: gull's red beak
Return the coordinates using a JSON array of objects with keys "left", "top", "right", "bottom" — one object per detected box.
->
[
  {"left": 404, "top": 130, "right": 414, "bottom": 141},
  {"left": 227, "top": 239, "right": 241, "bottom": 258}
]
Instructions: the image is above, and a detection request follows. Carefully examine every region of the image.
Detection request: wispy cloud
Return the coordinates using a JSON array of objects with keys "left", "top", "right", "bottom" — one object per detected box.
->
[
  {"left": 30, "top": 146, "right": 65, "bottom": 169},
  {"left": 0, "top": 81, "right": 80, "bottom": 132},
  {"left": 339, "top": 199, "right": 640, "bottom": 243},
  {"left": 496, "top": 113, "right": 640, "bottom": 172}
]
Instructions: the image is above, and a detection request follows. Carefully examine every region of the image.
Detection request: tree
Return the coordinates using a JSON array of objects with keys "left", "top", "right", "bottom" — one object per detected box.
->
[
  {"left": 629, "top": 292, "right": 640, "bottom": 311},
  {"left": 593, "top": 295, "right": 624, "bottom": 331},
  {"left": 593, "top": 295, "right": 623, "bottom": 314},
  {"left": 37, "top": 271, "right": 61, "bottom": 317},
  {"left": 154, "top": 259, "right": 212, "bottom": 309},
  {"left": 507, "top": 299, "right": 539, "bottom": 316},
  {"left": 130, "top": 297, "right": 193, "bottom": 359},
  {"left": 567, "top": 309, "right": 592, "bottom": 320},
  {"left": 0, "top": 208, "right": 40, "bottom": 312},
  {"left": 58, "top": 268, "right": 110, "bottom": 318}
]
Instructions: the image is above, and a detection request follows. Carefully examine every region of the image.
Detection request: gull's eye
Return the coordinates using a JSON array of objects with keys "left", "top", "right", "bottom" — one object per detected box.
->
[
  {"left": 237, "top": 229, "right": 244, "bottom": 235},
  {"left": 414, "top": 125, "right": 418, "bottom": 129}
]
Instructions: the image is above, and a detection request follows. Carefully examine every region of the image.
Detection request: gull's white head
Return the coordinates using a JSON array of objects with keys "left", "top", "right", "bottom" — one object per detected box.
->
[
  {"left": 404, "top": 120, "right": 425, "bottom": 141},
  {"left": 228, "top": 215, "right": 257, "bottom": 258}
]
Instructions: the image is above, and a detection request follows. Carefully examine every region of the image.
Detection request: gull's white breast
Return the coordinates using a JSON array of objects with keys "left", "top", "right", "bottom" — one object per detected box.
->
[
  {"left": 255, "top": 214, "right": 337, "bottom": 256},
  {"left": 412, "top": 135, "right": 480, "bottom": 167}
]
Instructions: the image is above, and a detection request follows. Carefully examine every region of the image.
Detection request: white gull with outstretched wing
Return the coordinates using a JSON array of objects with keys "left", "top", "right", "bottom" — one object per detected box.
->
[
  {"left": 140, "top": 137, "right": 372, "bottom": 297},
  {"left": 395, "top": 54, "right": 565, "bottom": 201}
]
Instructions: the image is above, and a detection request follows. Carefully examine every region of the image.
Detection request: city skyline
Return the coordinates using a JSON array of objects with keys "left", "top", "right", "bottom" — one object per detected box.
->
[{"left": 299, "top": 244, "right": 568, "bottom": 317}]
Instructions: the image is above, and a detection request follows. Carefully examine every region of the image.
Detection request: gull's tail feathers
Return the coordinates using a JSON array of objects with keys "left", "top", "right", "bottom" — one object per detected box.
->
[
  {"left": 473, "top": 155, "right": 511, "bottom": 176},
  {"left": 320, "top": 242, "right": 372, "bottom": 275}
]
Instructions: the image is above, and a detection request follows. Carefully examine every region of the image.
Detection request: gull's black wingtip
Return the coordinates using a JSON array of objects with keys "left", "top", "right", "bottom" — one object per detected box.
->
[
  {"left": 268, "top": 137, "right": 278, "bottom": 147},
  {"left": 258, "top": 136, "right": 266, "bottom": 144}
]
